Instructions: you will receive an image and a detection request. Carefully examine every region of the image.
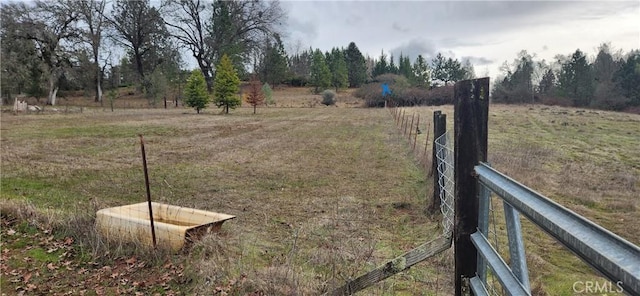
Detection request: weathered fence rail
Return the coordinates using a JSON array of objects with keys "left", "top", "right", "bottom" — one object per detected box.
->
[{"left": 328, "top": 236, "right": 451, "bottom": 296}]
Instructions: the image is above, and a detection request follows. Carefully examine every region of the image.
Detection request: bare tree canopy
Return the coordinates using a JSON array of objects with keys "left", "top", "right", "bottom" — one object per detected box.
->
[
  {"left": 107, "top": 0, "right": 169, "bottom": 93},
  {"left": 163, "top": 0, "right": 285, "bottom": 92},
  {"left": 2, "top": 0, "right": 81, "bottom": 105},
  {"left": 162, "top": 0, "right": 215, "bottom": 92},
  {"left": 77, "top": 0, "right": 107, "bottom": 103}
]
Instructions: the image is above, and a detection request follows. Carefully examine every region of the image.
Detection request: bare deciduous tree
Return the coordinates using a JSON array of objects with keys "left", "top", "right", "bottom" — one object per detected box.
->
[
  {"left": 107, "top": 0, "right": 168, "bottom": 93},
  {"left": 163, "top": 0, "right": 285, "bottom": 92},
  {"left": 78, "top": 0, "right": 107, "bottom": 103},
  {"left": 11, "top": 0, "right": 81, "bottom": 105},
  {"left": 162, "top": 0, "right": 215, "bottom": 92}
]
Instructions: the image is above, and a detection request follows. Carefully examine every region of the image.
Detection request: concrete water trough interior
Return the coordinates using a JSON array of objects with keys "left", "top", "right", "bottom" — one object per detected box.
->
[{"left": 96, "top": 202, "right": 235, "bottom": 251}]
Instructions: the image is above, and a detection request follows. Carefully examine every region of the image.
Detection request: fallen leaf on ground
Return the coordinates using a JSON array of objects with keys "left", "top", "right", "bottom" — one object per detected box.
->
[{"left": 23, "top": 272, "right": 32, "bottom": 283}]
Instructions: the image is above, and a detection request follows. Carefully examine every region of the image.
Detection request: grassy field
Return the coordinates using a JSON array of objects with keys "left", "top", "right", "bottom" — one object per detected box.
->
[
  {"left": 404, "top": 104, "right": 639, "bottom": 295},
  {"left": 1, "top": 88, "right": 639, "bottom": 295}
]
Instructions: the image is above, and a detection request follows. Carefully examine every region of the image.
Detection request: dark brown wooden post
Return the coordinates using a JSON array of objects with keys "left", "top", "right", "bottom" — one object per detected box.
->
[
  {"left": 408, "top": 113, "right": 415, "bottom": 141},
  {"left": 391, "top": 104, "right": 395, "bottom": 119},
  {"left": 413, "top": 114, "right": 420, "bottom": 151},
  {"left": 431, "top": 110, "right": 442, "bottom": 175},
  {"left": 429, "top": 111, "right": 446, "bottom": 214},
  {"left": 454, "top": 77, "right": 489, "bottom": 296},
  {"left": 423, "top": 121, "right": 431, "bottom": 169},
  {"left": 402, "top": 112, "right": 407, "bottom": 135}
]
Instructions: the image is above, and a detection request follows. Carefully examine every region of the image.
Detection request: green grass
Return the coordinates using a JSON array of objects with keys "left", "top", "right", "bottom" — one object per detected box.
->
[
  {"left": 1, "top": 177, "right": 87, "bottom": 212},
  {"left": 26, "top": 247, "right": 63, "bottom": 263},
  {"left": 1, "top": 106, "right": 437, "bottom": 294}
]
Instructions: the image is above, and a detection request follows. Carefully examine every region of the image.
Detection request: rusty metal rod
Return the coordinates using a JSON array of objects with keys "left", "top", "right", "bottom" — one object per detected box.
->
[{"left": 139, "top": 134, "right": 157, "bottom": 249}]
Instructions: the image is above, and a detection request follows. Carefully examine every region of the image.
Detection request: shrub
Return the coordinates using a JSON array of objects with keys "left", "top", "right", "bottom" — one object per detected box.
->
[
  {"left": 372, "top": 74, "right": 410, "bottom": 89},
  {"left": 288, "top": 76, "right": 308, "bottom": 87},
  {"left": 355, "top": 82, "right": 454, "bottom": 107},
  {"left": 262, "top": 83, "right": 274, "bottom": 106},
  {"left": 321, "top": 89, "right": 336, "bottom": 106}
]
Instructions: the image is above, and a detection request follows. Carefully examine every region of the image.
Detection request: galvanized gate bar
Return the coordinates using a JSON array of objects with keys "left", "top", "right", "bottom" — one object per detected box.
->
[
  {"left": 475, "top": 163, "right": 640, "bottom": 295},
  {"left": 471, "top": 231, "right": 531, "bottom": 296},
  {"left": 477, "top": 184, "right": 491, "bottom": 283},
  {"left": 470, "top": 276, "right": 490, "bottom": 296},
  {"left": 503, "top": 201, "right": 531, "bottom": 291}
]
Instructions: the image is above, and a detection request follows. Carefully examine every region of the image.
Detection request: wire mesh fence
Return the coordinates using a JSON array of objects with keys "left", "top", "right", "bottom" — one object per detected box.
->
[
  {"left": 485, "top": 193, "right": 510, "bottom": 296},
  {"left": 435, "top": 130, "right": 454, "bottom": 237}
]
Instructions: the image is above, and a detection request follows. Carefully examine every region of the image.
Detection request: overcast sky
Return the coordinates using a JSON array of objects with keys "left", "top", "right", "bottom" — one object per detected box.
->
[{"left": 280, "top": 0, "right": 640, "bottom": 78}]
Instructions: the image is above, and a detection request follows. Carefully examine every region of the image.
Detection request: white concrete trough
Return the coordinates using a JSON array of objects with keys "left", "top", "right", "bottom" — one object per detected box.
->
[{"left": 96, "top": 202, "right": 235, "bottom": 251}]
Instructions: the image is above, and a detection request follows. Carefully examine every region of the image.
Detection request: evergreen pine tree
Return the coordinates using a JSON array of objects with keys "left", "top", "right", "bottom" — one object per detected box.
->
[
  {"left": 184, "top": 69, "right": 210, "bottom": 114},
  {"left": 412, "top": 55, "right": 430, "bottom": 88},
  {"left": 372, "top": 50, "right": 389, "bottom": 77},
  {"left": 398, "top": 53, "right": 414, "bottom": 80},
  {"left": 344, "top": 42, "right": 367, "bottom": 87},
  {"left": 614, "top": 50, "right": 640, "bottom": 106},
  {"left": 558, "top": 49, "right": 594, "bottom": 106},
  {"left": 214, "top": 54, "right": 241, "bottom": 114},
  {"left": 388, "top": 53, "right": 398, "bottom": 74},
  {"left": 259, "top": 34, "right": 289, "bottom": 86},
  {"left": 431, "top": 53, "right": 447, "bottom": 86},
  {"left": 329, "top": 48, "right": 348, "bottom": 92},
  {"left": 310, "top": 49, "right": 331, "bottom": 93}
]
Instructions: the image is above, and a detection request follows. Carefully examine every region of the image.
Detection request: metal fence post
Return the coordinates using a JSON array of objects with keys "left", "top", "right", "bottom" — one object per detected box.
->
[{"left": 430, "top": 111, "right": 446, "bottom": 214}]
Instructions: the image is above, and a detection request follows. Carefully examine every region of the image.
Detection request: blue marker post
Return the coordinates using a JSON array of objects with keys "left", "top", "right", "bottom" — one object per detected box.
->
[{"left": 382, "top": 83, "right": 392, "bottom": 107}]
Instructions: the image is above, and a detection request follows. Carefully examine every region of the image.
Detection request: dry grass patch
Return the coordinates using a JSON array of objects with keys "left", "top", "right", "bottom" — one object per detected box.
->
[
  {"left": 1, "top": 106, "right": 443, "bottom": 294},
  {"left": 3, "top": 101, "right": 636, "bottom": 295},
  {"left": 390, "top": 104, "right": 638, "bottom": 295}
]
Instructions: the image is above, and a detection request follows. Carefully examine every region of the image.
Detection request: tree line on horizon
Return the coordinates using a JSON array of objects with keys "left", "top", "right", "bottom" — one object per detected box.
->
[
  {"left": 1, "top": 0, "right": 638, "bottom": 112},
  {"left": 493, "top": 44, "right": 639, "bottom": 111},
  {"left": 0, "top": 0, "right": 475, "bottom": 112}
]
